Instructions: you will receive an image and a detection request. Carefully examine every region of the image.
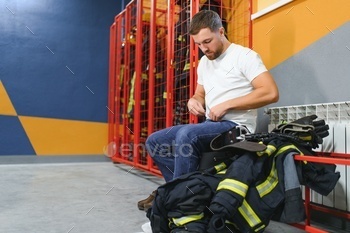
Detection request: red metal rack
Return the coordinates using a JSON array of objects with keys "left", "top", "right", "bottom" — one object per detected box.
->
[
  {"left": 292, "top": 153, "right": 350, "bottom": 232},
  {"left": 108, "top": 0, "right": 252, "bottom": 174}
]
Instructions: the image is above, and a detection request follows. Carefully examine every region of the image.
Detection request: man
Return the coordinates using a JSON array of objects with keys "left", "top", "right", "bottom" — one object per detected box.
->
[{"left": 138, "top": 10, "right": 279, "bottom": 211}]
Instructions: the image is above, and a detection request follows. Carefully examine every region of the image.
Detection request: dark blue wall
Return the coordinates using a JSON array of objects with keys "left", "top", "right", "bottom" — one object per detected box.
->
[{"left": 1, "top": 0, "right": 124, "bottom": 122}]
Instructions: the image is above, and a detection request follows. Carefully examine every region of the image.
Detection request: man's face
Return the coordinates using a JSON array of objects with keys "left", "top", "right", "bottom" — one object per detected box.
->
[{"left": 192, "top": 27, "right": 224, "bottom": 60}]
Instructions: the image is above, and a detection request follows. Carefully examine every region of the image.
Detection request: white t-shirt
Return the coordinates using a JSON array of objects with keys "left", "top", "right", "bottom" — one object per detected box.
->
[{"left": 197, "top": 43, "right": 268, "bottom": 132}]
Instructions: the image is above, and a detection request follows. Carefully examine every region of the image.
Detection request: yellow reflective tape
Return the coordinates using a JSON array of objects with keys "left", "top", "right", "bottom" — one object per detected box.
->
[
  {"left": 256, "top": 159, "right": 278, "bottom": 197},
  {"left": 255, "top": 224, "right": 266, "bottom": 232},
  {"left": 127, "top": 72, "right": 136, "bottom": 114},
  {"left": 178, "top": 35, "right": 185, "bottom": 42},
  {"left": 183, "top": 63, "right": 190, "bottom": 71},
  {"left": 257, "top": 144, "right": 305, "bottom": 197},
  {"left": 238, "top": 200, "right": 262, "bottom": 228},
  {"left": 276, "top": 144, "right": 306, "bottom": 163},
  {"left": 275, "top": 144, "right": 303, "bottom": 156},
  {"left": 217, "top": 169, "right": 227, "bottom": 175},
  {"left": 172, "top": 213, "right": 204, "bottom": 226},
  {"left": 214, "top": 162, "right": 227, "bottom": 172},
  {"left": 142, "top": 73, "right": 148, "bottom": 80},
  {"left": 299, "top": 135, "right": 312, "bottom": 141},
  {"left": 155, "top": 73, "right": 163, "bottom": 79},
  {"left": 217, "top": 179, "right": 248, "bottom": 197},
  {"left": 257, "top": 144, "right": 276, "bottom": 156}
]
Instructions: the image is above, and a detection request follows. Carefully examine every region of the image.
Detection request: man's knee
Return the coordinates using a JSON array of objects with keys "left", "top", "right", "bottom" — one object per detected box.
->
[
  {"left": 145, "top": 133, "right": 157, "bottom": 154},
  {"left": 176, "top": 126, "right": 195, "bottom": 142}
]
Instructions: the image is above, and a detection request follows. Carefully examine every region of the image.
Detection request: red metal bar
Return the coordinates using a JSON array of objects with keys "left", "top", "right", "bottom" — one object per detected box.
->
[
  {"left": 114, "top": 15, "right": 123, "bottom": 158},
  {"left": 305, "top": 186, "right": 311, "bottom": 226},
  {"left": 310, "top": 203, "right": 350, "bottom": 220},
  {"left": 303, "top": 225, "right": 329, "bottom": 233},
  {"left": 319, "top": 152, "right": 350, "bottom": 159},
  {"left": 148, "top": 0, "right": 156, "bottom": 137},
  {"left": 291, "top": 223, "right": 329, "bottom": 233},
  {"left": 291, "top": 189, "right": 330, "bottom": 233},
  {"left": 150, "top": 167, "right": 163, "bottom": 176},
  {"left": 166, "top": 0, "right": 175, "bottom": 127},
  {"left": 111, "top": 10, "right": 128, "bottom": 163},
  {"left": 294, "top": 155, "right": 350, "bottom": 165},
  {"left": 293, "top": 153, "right": 350, "bottom": 232},
  {"left": 189, "top": 0, "right": 199, "bottom": 124},
  {"left": 108, "top": 22, "right": 116, "bottom": 155},
  {"left": 122, "top": 4, "right": 131, "bottom": 152},
  {"left": 249, "top": 0, "right": 253, "bottom": 49},
  {"left": 133, "top": 0, "right": 143, "bottom": 166},
  {"left": 146, "top": 0, "right": 157, "bottom": 170}
]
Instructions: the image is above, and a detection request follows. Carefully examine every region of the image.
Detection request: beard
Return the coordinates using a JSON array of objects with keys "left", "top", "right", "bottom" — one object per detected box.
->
[{"left": 205, "top": 44, "right": 224, "bottom": 60}]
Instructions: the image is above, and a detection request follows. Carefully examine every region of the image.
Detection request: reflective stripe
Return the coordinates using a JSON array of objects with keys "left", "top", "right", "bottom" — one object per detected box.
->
[
  {"left": 217, "top": 169, "right": 227, "bottom": 175},
  {"left": 299, "top": 135, "right": 312, "bottom": 141},
  {"left": 276, "top": 144, "right": 306, "bottom": 164},
  {"left": 217, "top": 179, "right": 248, "bottom": 197},
  {"left": 257, "top": 144, "right": 304, "bottom": 197},
  {"left": 238, "top": 200, "right": 263, "bottom": 228},
  {"left": 276, "top": 144, "right": 303, "bottom": 155},
  {"left": 256, "top": 158, "right": 278, "bottom": 197},
  {"left": 172, "top": 213, "right": 204, "bottom": 226},
  {"left": 127, "top": 72, "right": 136, "bottom": 114},
  {"left": 255, "top": 224, "right": 266, "bottom": 232},
  {"left": 214, "top": 162, "right": 227, "bottom": 173},
  {"left": 257, "top": 144, "right": 276, "bottom": 157}
]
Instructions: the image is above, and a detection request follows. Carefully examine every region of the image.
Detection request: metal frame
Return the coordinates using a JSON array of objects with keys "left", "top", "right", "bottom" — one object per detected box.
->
[
  {"left": 108, "top": 0, "right": 253, "bottom": 174},
  {"left": 292, "top": 153, "right": 350, "bottom": 232}
]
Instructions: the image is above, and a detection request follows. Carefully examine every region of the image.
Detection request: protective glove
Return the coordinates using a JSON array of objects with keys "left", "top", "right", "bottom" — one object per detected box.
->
[
  {"left": 273, "top": 115, "right": 329, "bottom": 149},
  {"left": 207, "top": 213, "right": 226, "bottom": 233}
]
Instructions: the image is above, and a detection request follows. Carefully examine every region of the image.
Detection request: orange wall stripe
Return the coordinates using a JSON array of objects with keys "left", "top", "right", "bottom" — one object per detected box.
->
[
  {"left": 19, "top": 116, "right": 108, "bottom": 155},
  {"left": 0, "top": 81, "right": 17, "bottom": 116},
  {"left": 253, "top": 0, "right": 350, "bottom": 69}
]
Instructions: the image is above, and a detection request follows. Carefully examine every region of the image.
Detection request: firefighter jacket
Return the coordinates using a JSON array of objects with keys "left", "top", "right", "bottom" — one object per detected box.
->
[{"left": 147, "top": 138, "right": 340, "bottom": 233}]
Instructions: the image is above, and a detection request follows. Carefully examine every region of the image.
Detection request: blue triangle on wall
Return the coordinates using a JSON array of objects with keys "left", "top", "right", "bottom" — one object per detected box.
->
[{"left": 0, "top": 115, "right": 36, "bottom": 155}]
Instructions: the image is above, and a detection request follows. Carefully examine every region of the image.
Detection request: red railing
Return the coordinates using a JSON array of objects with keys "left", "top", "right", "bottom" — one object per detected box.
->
[{"left": 292, "top": 152, "right": 350, "bottom": 232}]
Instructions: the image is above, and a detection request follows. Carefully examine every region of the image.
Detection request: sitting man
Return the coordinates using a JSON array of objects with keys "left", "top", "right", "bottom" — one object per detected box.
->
[{"left": 138, "top": 9, "right": 279, "bottom": 211}]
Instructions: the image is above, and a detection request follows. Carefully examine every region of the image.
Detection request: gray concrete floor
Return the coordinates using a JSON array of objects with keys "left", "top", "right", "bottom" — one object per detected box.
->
[
  {"left": 0, "top": 156, "right": 342, "bottom": 233},
  {"left": 0, "top": 157, "right": 161, "bottom": 233}
]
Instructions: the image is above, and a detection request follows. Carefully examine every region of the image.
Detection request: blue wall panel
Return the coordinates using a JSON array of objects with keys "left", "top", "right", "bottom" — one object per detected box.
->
[
  {"left": 1, "top": 0, "right": 123, "bottom": 122},
  {"left": 0, "top": 116, "right": 35, "bottom": 155}
]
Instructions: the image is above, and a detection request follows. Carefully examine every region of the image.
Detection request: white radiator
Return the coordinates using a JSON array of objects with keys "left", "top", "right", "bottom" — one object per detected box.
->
[{"left": 268, "top": 101, "right": 350, "bottom": 212}]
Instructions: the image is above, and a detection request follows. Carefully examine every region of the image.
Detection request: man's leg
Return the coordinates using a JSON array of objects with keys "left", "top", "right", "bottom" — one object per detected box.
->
[
  {"left": 139, "top": 121, "right": 236, "bottom": 211},
  {"left": 145, "top": 124, "right": 186, "bottom": 182},
  {"left": 173, "top": 120, "right": 237, "bottom": 178},
  {"left": 138, "top": 125, "right": 186, "bottom": 211}
]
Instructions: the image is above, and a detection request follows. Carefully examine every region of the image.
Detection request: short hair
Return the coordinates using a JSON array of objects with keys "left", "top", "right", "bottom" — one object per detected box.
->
[{"left": 189, "top": 10, "right": 223, "bottom": 35}]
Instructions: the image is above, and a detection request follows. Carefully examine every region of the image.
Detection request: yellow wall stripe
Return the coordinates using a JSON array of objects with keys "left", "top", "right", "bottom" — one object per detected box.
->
[
  {"left": 253, "top": 0, "right": 350, "bottom": 69},
  {"left": 19, "top": 116, "right": 108, "bottom": 155},
  {"left": 0, "top": 81, "right": 17, "bottom": 116}
]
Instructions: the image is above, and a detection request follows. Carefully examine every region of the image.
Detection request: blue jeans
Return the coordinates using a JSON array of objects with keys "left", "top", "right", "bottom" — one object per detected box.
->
[{"left": 145, "top": 120, "right": 237, "bottom": 182}]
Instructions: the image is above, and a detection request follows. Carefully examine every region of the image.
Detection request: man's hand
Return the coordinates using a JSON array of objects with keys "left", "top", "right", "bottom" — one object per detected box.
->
[
  {"left": 208, "top": 102, "right": 228, "bottom": 121},
  {"left": 187, "top": 98, "right": 205, "bottom": 116}
]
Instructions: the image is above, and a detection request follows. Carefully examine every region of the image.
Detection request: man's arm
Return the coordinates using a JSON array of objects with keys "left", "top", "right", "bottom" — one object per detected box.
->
[
  {"left": 188, "top": 84, "right": 206, "bottom": 116},
  {"left": 208, "top": 71, "right": 279, "bottom": 121}
]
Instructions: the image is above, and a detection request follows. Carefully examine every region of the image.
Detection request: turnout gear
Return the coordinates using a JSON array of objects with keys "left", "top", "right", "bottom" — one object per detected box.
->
[{"left": 146, "top": 115, "right": 339, "bottom": 232}]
